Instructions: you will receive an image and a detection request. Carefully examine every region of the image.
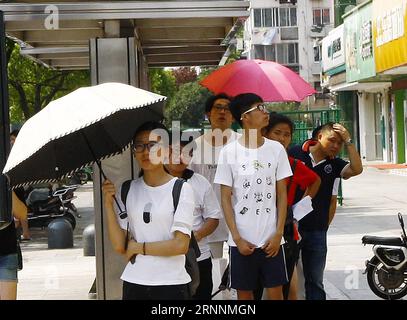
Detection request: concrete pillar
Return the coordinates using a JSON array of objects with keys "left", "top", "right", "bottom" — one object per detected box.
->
[
  {"left": 382, "top": 91, "right": 392, "bottom": 162},
  {"left": 83, "top": 224, "right": 95, "bottom": 256},
  {"left": 394, "top": 90, "right": 406, "bottom": 164},
  {"left": 104, "top": 20, "right": 120, "bottom": 38},
  {"left": 47, "top": 218, "right": 73, "bottom": 249},
  {"left": 90, "top": 37, "right": 140, "bottom": 299},
  {"left": 358, "top": 92, "right": 376, "bottom": 162}
]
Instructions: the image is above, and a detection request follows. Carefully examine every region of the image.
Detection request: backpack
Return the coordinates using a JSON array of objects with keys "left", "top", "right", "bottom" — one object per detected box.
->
[{"left": 121, "top": 177, "right": 201, "bottom": 297}]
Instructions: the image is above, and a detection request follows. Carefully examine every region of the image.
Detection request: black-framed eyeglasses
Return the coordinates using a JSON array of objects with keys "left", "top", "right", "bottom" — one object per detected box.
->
[
  {"left": 213, "top": 104, "right": 231, "bottom": 113},
  {"left": 133, "top": 141, "right": 160, "bottom": 153},
  {"left": 240, "top": 104, "right": 268, "bottom": 120}
]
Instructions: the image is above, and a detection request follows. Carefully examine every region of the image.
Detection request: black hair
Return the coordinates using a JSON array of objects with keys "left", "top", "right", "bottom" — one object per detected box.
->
[
  {"left": 132, "top": 121, "right": 169, "bottom": 144},
  {"left": 319, "top": 122, "right": 336, "bottom": 136},
  {"left": 133, "top": 121, "right": 169, "bottom": 177},
  {"left": 205, "top": 93, "right": 232, "bottom": 113},
  {"left": 264, "top": 112, "right": 294, "bottom": 135},
  {"left": 311, "top": 125, "right": 323, "bottom": 140},
  {"left": 229, "top": 93, "right": 263, "bottom": 127},
  {"left": 10, "top": 129, "right": 19, "bottom": 137}
]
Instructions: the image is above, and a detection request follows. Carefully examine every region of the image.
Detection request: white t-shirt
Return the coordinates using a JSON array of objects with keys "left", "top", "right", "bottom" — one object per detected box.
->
[
  {"left": 332, "top": 178, "right": 340, "bottom": 196},
  {"left": 214, "top": 138, "right": 292, "bottom": 248},
  {"left": 190, "top": 130, "right": 240, "bottom": 242},
  {"left": 187, "top": 173, "right": 222, "bottom": 262},
  {"left": 114, "top": 177, "right": 195, "bottom": 286}
]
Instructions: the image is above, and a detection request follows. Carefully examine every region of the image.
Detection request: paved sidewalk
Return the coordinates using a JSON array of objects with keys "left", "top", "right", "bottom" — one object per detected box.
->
[
  {"left": 17, "top": 184, "right": 96, "bottom": 300},
  {"left": 324, "top": 166, "right": 407, "bottom": 300},
  {"left": 16, "top": 166, "right": 407, "bottom": 300}
]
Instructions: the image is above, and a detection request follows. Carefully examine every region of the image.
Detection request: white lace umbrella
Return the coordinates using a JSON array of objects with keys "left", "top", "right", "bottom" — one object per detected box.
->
[{"left": 3, "top": 82, "right": 166, "bottom": 188}]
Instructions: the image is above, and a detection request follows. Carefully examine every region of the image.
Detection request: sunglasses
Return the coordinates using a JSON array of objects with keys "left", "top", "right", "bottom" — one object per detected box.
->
[
  {"left": 133, "top": 141, "right": 160, "bottom": 153},
  {"left": 240, "top": 104, "right": 268, "bottom": 120}
]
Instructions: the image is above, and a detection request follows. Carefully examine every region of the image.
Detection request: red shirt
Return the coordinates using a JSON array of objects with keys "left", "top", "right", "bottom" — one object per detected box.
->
[
  {"left": 285, "top": 156, "right": 319, "bottom": 241},
  {"left": 286, "top": 156, "right": 319, "bottom": 206}
]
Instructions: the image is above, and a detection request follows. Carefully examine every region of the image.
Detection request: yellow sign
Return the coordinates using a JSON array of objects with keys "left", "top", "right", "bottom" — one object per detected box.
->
[{"left": 373, "top": 0, "right": 407, "bottom": 72}]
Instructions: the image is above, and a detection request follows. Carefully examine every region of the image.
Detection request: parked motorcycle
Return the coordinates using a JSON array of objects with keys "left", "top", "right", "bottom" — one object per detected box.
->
[
  {"left": 362, "top": 213, "right": 407, "bottom": 300},
  {"left": 26, "top": 184, "right": 80, "bottom": 230}
]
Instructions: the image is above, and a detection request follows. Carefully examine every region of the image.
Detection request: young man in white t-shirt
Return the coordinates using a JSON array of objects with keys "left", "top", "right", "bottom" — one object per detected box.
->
[
  {"left": 214, "top": 93, "right": 292, "bottom": 300},
  {"left": 166, "top": 135, "right": 221, "bottom": 300},
  {"left": 190, "top": 94, "right": 239, "bottom": 259}
]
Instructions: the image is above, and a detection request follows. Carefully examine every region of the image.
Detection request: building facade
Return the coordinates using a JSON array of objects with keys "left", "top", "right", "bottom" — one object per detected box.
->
[
  {"left": 321, "top": 0, "right": 407, "bottom": 164},
  {"left": 244, "top": 0, "right": 335, "bottom": 109}
]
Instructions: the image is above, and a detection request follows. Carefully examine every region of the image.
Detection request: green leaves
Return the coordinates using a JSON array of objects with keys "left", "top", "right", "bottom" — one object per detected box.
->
[
  {"left": 164, "top": 81, "right": 211, "bottom": 128},
  {"left": 149, "top": 68, "right": 176, "bottom": 101},
  {"left": 149, "top": 67, "right": 211, "bottom": 129},
  {"left": 6, "top": 39, "right": 90, "bottom": 124}
]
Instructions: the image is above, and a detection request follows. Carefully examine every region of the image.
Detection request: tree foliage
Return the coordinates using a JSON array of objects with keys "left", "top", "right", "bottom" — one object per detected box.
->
[
  {"left": 6, "top": 39, "right": 90, "bottom": 124},
  {"left": 149, "top": 67, "right": 213, "bottom": 129},
  {"left": 164, "top": 81, "right": 211, "bottom": 129},
  {"left": 148, "top": 68, "right": 176, "bottom": 101},
  {"left": 267, "top": 102, "right": 301, "bottom": 113},
  {"left": 172, "top": 67, "right": 197, "bottom": 88}
]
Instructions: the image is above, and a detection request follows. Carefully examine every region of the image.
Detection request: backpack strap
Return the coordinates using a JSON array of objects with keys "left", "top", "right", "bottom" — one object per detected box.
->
[
  {"left": 172, "top": 178, "right": 184, "bottom": 212},
  {"left": 119, "top": 179, "right": 132, "bottom": 219},
  {"left": 181, "top": 168, "right": 194, "bottom": 181},
  {"left": 172, "top": 178, "right": 201, "bottom": 258},
  {"left": 119, "top": 179, "right": 132, "bottom": 252}
]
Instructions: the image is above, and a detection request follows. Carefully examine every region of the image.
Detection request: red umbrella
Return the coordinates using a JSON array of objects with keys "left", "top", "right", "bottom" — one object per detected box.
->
[{"left": 200, "top": 59, "right": 316, "bottom": 102}]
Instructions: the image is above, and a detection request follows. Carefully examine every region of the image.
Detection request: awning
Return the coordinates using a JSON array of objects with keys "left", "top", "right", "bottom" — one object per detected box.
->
[
  {"left": 1, "top": 1, "right": 249, "bottom": 70},
  {"left": 329, "top": 81, "right": 391, "bottom": 92}
]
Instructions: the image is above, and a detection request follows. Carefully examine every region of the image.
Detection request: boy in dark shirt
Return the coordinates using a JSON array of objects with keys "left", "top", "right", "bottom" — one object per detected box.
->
[{"left": 288, "top": 122, "right": 363, "bottom": 300}]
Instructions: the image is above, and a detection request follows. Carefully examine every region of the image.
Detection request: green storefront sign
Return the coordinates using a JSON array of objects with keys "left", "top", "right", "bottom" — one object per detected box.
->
[{"left": 344, "top": 0, "right": 376, "bottom": 82}]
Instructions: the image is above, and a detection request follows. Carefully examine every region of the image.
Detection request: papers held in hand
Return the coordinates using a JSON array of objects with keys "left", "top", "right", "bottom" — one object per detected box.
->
[{"left": 292, "top": 196, "right": 313, "bottom": 221}]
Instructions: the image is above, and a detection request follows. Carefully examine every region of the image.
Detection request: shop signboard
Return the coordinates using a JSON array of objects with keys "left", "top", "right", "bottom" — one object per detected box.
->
[
  {"left": 322, "top": 24, "right": 345, "bottom": 75},
  {"left": 373, "top": 0, "right": 407, "bottom": 73},
  {"left": 344, "top": 1, "right": 376, "bottom": 82}
]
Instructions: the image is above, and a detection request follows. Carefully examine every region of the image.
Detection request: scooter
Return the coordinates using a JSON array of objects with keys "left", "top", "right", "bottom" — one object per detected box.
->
[
  {"left": 362, "top": 213, "right": 407, "bottom": 300},
  {"left": 26, "top": 185, "right": 80, "bottom": 230}
]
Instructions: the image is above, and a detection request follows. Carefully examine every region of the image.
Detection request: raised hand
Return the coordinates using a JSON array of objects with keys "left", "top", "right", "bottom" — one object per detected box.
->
[{"left": 333, "top": 123, "right": 351, "bottom": 143}]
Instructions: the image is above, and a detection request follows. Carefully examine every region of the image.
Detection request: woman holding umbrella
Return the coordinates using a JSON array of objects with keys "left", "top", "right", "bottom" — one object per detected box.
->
[{"left": 102, "top": 121, "right": 195, "bottom": 300}]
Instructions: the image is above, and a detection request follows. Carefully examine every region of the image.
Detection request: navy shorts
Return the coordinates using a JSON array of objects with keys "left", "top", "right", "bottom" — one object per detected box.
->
[{"left": 230, "top": 246, "right": 288, "bottom": 291}]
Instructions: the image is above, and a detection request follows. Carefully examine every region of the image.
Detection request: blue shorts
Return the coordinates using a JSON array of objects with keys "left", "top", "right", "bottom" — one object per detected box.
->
[
  {"left": 0, "top": 253, "right": 18, "bottom": 281},
  {"left": 230, "top": 246, "right": 288, "bottom": 290}
]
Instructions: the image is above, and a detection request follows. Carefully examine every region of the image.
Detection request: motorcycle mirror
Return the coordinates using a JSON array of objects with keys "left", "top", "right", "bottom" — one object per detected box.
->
[
  {"left": 398, "top": 212, "right": 405, "bottom": 228},
  {"left": 53, "top": 189, "right": 68, "bottom": 197},
  {"left": 52, "top": 185, "right": 79, "bottom": 197}
]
